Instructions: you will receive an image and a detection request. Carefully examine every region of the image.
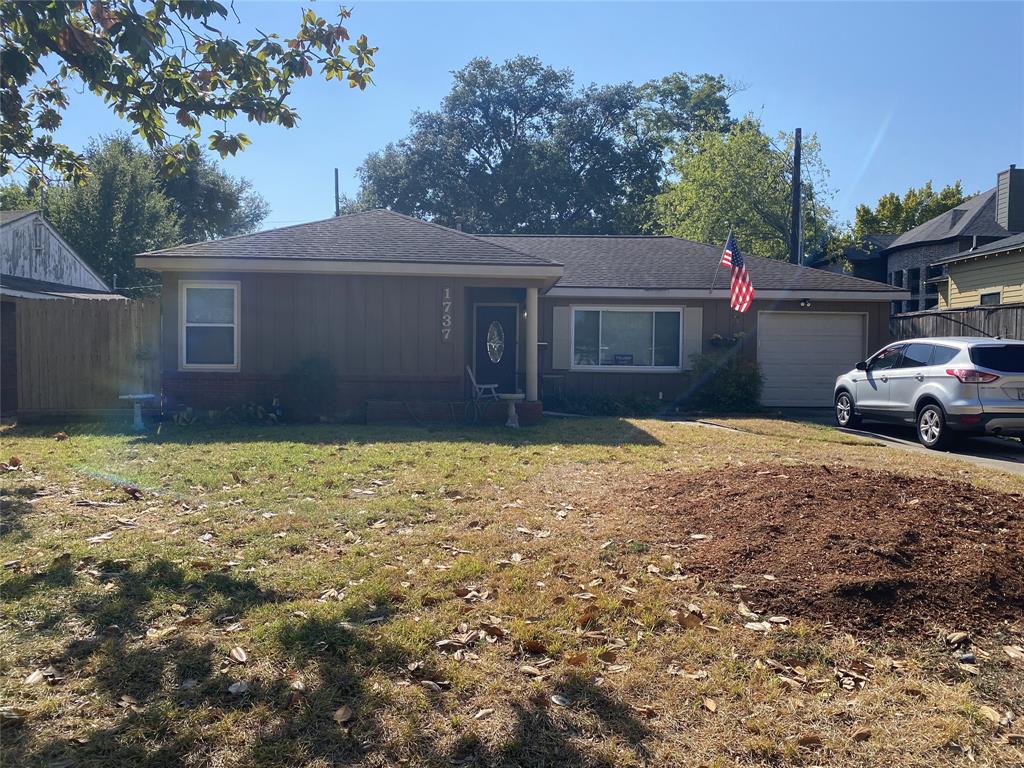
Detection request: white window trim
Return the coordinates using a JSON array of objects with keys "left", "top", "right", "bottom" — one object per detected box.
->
[
  {"left": 570, "top": 305, "right": 683, "bottom": 373},
  {"left": 178, "top": 280, "right": 241, "bottom": 372}
]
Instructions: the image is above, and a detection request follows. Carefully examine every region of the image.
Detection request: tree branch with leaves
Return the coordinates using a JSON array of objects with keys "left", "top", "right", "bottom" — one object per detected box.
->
[{"left": 0, "top": 1, "right": 376, "bottom": 188}]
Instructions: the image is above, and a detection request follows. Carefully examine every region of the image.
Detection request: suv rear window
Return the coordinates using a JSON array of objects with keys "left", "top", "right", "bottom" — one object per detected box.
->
[{"left": 970, "top": 345, "right": 1024, "bottom": 372}]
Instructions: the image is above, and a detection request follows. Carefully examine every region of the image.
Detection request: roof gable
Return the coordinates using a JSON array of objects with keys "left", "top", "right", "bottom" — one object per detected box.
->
[
  {"left": 886, "top": 189, "right": 1013, "bottom": 251},
  {"left": 139, "top": 209, "right": 558, "bottom": 268}
]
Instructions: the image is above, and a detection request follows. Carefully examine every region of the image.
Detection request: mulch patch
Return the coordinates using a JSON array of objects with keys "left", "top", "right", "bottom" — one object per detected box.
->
[{"left": 632, "top": 464, "right": 1024, "bottom": 634}]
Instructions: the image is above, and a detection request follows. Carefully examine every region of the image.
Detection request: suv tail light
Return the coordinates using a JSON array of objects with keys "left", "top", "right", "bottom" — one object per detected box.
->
[{"left": 946, "top": 368, "right": 1000, "bottom": 384}]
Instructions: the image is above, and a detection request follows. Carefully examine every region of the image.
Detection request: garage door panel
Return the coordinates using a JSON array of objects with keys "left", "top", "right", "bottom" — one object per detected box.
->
[{"left": 758, "top": 312, "right": 865, "bottom": 407}]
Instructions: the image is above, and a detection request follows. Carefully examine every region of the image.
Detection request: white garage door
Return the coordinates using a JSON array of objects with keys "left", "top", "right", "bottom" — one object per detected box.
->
[{"left": 757, "top": 312, "right": 866, "bottom": 407}]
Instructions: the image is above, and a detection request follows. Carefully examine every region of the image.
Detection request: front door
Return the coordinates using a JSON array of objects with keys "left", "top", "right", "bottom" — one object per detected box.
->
[{"left": 474, "top": 305, "right": 518, "bottom": 394}]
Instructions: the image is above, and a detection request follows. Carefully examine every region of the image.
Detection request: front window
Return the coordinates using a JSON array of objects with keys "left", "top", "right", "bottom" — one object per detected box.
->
[
  {"left": 572, "top": 308, "right": 681, "bottom": 370},
  {"left": 979, "top": 291, "right": 1001, "bottom": 306},
  {"left": 180, "top": 281, "right": 239, "bottom": 370}
]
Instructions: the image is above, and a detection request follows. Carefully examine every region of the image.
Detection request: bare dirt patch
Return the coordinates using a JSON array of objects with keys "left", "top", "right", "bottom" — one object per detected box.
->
[{"left": 632, "top": 464, "right": 1024, "bottom": 634}]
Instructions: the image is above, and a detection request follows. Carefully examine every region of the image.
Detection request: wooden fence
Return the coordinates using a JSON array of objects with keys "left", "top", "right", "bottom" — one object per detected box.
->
[
  {"left": 890, "top": 303, "right": 1024, "bottom": 341},
  {"left": 14, "top": 298, "right": 160, "bottom": 417}
]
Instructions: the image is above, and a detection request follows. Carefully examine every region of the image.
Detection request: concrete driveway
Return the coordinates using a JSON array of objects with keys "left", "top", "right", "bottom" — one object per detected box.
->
[{"left": 779, "top": 407, "right": 1024, "bottom": 475}]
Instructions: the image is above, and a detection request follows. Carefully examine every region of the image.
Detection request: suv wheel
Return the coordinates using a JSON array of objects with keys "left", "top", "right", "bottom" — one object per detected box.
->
[
  {"left": 917, "top": 403, "right": 953, "bottom": 450},
  {"left": 834, "top": 391, "right": 861, "bottom": 428}
]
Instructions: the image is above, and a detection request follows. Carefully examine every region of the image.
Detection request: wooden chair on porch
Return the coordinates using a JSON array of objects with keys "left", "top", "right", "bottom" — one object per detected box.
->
[{"left": 466, "top": 365, "right": 500, "bottom": 401}]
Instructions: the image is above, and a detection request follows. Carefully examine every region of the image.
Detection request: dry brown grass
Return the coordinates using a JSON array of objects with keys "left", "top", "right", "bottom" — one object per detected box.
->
[{"left": 1, "top": 416, "right": 1022, "bottom": 767}]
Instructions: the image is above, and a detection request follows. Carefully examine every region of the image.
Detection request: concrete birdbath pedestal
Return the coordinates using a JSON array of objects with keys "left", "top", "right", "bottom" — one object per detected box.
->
[
  {"left": 498, "top": 392, "right": 526, "bottom": 428},
  {"left": 119, "top": 393, "right": 155, "bottom": 431}
]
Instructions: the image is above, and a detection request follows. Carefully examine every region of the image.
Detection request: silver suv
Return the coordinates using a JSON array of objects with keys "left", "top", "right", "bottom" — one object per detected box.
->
[{"left": 833, "top": 337, "right": 1024, "bottom": 449}]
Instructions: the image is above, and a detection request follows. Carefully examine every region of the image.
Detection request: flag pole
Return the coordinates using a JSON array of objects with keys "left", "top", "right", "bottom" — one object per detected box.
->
[{"left": 710, "top": 225, "right": 732, "bottom": 294}]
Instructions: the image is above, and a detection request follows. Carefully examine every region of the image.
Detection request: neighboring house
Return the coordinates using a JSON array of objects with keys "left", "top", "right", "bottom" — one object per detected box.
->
[
  {"left": 1, "top": 209, "right": 122, "bottom": 413},
  {"left": 134, "top": 209, "right": 907, "bottom": 415},
  {"left": 883, "top": 165, "right": 1023, "bottom": 313},
  {"left": 928, "top": 232, "right": 1024, "bottom": 309},
  {"left": 807, "top": 234, "right": 897, "bottom": 283}
]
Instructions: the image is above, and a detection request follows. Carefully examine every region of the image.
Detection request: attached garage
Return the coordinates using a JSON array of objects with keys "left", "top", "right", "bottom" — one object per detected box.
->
[{"left": 757, "top": 311, "right": 867, "bottom": 407}]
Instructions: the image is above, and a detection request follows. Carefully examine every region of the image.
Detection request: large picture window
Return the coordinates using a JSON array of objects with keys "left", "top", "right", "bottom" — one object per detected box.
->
[
  {"left": 572, "top": 307, "right": 681, "bottom": 370},
  {"left": 179, "top": 281, "right": 239, "bottom": 370}
]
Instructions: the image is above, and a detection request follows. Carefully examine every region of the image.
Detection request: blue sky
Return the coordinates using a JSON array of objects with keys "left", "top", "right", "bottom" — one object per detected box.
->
[{"left": 49, "top": 1, "right": 1024, "bottom": 229}]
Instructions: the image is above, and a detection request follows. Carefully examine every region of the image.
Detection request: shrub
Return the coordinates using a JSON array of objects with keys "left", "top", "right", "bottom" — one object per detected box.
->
[
  {"left": 285, "top": 357, "right": 336, "bottom": 422},
  {"left": 683, "top": 352, "right": 763, "bottom": 412}
]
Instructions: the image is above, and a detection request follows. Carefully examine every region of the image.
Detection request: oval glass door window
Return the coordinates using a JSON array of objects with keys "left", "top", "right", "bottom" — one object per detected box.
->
[{"left": 486, "top": 321, "right": 505, "bottom": 363}]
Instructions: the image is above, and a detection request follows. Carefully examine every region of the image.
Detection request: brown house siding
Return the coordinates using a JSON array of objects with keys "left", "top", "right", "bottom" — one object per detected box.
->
[
  {"left": 159, "top": 271, "right": 541, "bottom": 410},
  {"left": 539, "top": 296, "right": 891, "bottom": 402},
  {"left": 159, "top": 270, "right": 893, "bottom": 412}
]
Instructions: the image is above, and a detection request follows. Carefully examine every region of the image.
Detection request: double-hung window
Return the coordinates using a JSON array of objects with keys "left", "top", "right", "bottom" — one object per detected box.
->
[
  {"left": 571, "top": 307, "right": 682, "bottom": 371},
  {"left": 179, "top": 281, "right": 239, "bottom": 371}
]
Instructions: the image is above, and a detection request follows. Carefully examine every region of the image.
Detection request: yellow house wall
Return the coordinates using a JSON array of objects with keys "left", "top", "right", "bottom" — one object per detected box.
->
[{"left": 945, "top": 251, "right": 1024, "bottom": 307}]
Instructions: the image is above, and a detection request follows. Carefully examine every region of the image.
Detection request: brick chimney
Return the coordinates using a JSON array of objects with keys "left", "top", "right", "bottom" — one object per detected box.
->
[{"left": 996, "top": 164, "right": 1024, "bottom": 232}]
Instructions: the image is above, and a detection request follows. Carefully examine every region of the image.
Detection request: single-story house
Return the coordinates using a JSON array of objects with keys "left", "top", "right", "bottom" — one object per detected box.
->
[
  {"left": 135, "top": 209, "right": 908, "bottom": 415},
  {"left": 927, "top": 232, "right": 1024, "bottom": 309},
  {"left": 1, "top": 209, "right": 122, "bottom": 413}
]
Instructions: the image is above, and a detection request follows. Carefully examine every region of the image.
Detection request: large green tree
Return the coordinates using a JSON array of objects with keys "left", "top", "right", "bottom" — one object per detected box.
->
[
  {"left": 1, "top": 135, "right": 269, "bottom": 286},
  {"left": 355, "top": 57, "right": 735, "bottom": 234},
  {"left": 655, "top": 119, "right": 836, "bottom": 261},
  {"left": 0, "top": 1, "right": 376, "bottom": 186},
  {"left": 853, "top": 181, "right": 967, "bottom": 238},
  {"left": 41, "top": 136, "right": 180, "bottom": 288},
  {"left": 156, "top": 151, "right": 268, "bottom": 242}
]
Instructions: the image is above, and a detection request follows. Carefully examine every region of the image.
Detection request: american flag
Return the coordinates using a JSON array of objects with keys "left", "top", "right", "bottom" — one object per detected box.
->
[{"left": 721, "top": 232, "right": 755, "bottom": 313}]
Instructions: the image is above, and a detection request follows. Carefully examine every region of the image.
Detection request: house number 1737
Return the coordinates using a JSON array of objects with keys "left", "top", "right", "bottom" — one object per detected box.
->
[{"left": 441, "top": 286, "right": 453, "bottom": 341}]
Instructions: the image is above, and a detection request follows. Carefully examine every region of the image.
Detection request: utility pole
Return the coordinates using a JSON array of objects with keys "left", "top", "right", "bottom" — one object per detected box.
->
[
  {"left": 790, "top": 127, "right": 802, "bottom": 265},
  {"left": 334, "top": 168, "right": 340, "bottom": 216}
]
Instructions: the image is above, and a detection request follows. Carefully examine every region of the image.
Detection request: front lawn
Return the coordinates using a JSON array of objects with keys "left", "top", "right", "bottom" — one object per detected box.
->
[{"left": 2, "top": 417, "right": 1022, "bottom": 767}]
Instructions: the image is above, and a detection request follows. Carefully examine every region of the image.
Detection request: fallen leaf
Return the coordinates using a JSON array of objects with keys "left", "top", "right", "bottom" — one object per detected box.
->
[
  {"left": 676, "top": 610, "right": 703, "bottom": 630},
  {"left": 333, "top": 704, "right": 353, "bottom": 724},
  {"left": 744, "top": 621, "right": 773, "bottom": 632},
  {"left": 24, "top": 669, "right": 45, "bottom": 685},
  {"left": 228, "top": 681, "right": 249, "bottom": 695},
  {"left": 737, "top": 601, "right": 759, "bottom": 620},
  {"left": 598, "top": 650, "right": 618, "bottom": 664},
  {"left": 229, "top": 646, "right": 247, "bottom": 664},
  {"left": 702, "top": 698, "right": 717, "bottom": 713},
  {"left": 520, "top": 665, "right": 545, "bottom": 678},
  {"left": 474, "top": 708, "right": 494, "bottom": 720},
  {"left": 522, "top": 639, "right": 548, "bottom": 655},
  {"left": 797, "top": 734, "right": 823, "bottom": 749},
  {"left": 550, "top": 695, "right": 570, "bottom": 707},
  {"left": 852, "top": 727, "right": 872, "bottom": 742},
  {"left": 978, "top": 705, "right": 1002, "bottom": 724},
  {"left": 946, "top": 631, "right": 970, "bottom": 647},
  {"left": 1003, "top": 645, "right": 1024, "bottom": 661}
]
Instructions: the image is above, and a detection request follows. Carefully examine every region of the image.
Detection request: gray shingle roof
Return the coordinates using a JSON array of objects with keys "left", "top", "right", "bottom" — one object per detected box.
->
[
  {"left": 886, "top": 188, "right": 1013, "bottom": 251},
  {"left": 0, "top": 274, "right": 124, "bottom": 300},
  {"left": 481, "top": 235, "right": 898, "bottom": 292},
  {"left": 935, "top": 231, "right": 1024, "bottom": 265},
  {"left": 139, "top": 209, "right": 558, "bottom": 267}
]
